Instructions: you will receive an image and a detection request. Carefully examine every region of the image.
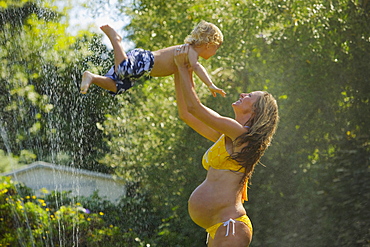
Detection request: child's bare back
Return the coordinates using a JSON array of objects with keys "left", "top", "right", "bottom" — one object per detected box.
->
[{"left": 150, "top": 46, "right": 179, "bottom": 77}]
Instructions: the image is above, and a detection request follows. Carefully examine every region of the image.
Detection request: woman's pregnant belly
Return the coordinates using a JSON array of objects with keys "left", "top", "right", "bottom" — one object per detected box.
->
[{"left": 188, "top": 170, "right": 246, "bottom": 229}]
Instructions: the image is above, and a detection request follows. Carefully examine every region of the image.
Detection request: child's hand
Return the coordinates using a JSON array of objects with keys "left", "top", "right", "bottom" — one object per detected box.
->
[{"left": 208, "top": 84, "right": 226, "bottom": 97}]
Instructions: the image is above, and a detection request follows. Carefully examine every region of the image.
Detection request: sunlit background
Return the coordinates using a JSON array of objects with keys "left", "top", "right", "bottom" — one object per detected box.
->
[{"left": 0, "top": 0, "right": 369, "bottom": 246}]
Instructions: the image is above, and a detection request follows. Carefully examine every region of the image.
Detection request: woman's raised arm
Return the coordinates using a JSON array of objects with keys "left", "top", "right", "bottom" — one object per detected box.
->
[
  {"left": 174, "top": 71, "right": 221, "bottom": 142},
  {"left": 175, "top": 45, "right": 248, "bottom": 141}
]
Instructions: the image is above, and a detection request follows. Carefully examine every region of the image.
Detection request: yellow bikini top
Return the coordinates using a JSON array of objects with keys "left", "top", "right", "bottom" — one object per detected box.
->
[{"left": 202, "top": 134, "right": 248, "bottom": 202}]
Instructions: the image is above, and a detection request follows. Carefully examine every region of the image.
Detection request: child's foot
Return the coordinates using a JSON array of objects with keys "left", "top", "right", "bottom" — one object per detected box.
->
[
  {"left": 100, "top": 25, "right": 122, "bottom": 42},
  {"left": 80, "top": 71, "right": 93, "bottom": 94}
]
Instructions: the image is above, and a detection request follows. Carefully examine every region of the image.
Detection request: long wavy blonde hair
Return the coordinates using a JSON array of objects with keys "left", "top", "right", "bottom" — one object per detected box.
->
[
  {"left": 184, "top": 20, "right": 223, "bottom": 46},
  {"left": 230, "top": 92, "right": 279, "bottom": 181}
]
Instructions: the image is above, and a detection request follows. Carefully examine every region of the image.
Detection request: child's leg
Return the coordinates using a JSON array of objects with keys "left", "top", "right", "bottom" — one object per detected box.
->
[
  {"left": 80, "top": 71, "right": 117, "bottom": 94},
  {"left": 80, "top": 26, "right": 127, "bottom": 94},
  {"left": 100, "top": 25, "right": 128, "bottom": 71}
]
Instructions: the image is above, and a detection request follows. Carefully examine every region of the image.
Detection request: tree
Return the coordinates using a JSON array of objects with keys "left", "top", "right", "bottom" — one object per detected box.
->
[
  {"left": 0, "top": 0, "right": 114, "bottom": 172},
  {"left": 97, "top": 0, "right": 370, "bottom": 245},
  {"left": 1, "top": 0, "right": 368, "bottom": 245}
]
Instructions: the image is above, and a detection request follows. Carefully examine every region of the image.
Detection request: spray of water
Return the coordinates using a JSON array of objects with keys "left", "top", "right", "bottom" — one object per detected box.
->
[{"left": 0, "top": 1, "right": 125, "bottom": 245}]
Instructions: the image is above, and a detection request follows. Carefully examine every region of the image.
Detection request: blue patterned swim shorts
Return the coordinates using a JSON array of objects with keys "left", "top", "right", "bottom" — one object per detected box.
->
[{"left": 104, "top": 48, "right": 155, "bottom": 95}]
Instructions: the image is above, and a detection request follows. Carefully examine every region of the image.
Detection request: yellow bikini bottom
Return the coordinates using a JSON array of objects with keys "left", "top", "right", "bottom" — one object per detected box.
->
[{"left": 206, "top": 215, "right": 253, "bottom": 240}]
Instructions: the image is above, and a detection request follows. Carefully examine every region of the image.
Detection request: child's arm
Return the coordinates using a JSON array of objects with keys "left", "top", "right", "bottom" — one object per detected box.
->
[{"left": 188, "top": 48, "right": 226, "bottom": 97}]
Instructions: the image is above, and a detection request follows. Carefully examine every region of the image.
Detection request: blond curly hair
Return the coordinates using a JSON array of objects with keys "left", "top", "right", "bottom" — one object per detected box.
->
[{"left": 184, "top": 20, "right": 223, "bottom": 46}]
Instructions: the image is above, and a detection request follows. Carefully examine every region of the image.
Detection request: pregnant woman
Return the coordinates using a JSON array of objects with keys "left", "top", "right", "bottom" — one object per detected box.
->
[{"left": 173, "top": 44, "right": 279, "bottom": 246}]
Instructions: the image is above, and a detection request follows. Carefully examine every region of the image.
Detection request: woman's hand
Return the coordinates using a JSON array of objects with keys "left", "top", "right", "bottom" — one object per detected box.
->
[{"left": 174, "top": 44, "right": 190, "bottom": 69}]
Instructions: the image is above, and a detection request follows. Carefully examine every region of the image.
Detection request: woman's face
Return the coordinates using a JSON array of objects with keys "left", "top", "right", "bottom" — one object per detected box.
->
[{"left": 232, "top": 91, "right": 264, "bottom": 114}]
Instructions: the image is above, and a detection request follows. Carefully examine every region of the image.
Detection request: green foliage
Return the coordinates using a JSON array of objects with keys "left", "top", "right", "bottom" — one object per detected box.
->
[
  {"left": 247, "top": 1, "right": 370, "bottom": 246},
  {"left": 0, "top": 150, "right": 22, "bottom": 173},
  {"left": 102, "top": 0, "right": 369, "bottom": 246},
  {"left": 0, "top": 0, "right": 115, "bottom": 172},
  {"left": 0, "top": 176, "right": 165, "bottom": 246},
  {"left": 0, "top": 0, "right": 369, "bottom": 246}
]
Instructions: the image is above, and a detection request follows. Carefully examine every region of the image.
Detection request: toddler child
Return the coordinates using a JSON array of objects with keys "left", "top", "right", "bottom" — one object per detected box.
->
[{"left": 80, "top": 20, "right": 226, "bottom": 97}]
